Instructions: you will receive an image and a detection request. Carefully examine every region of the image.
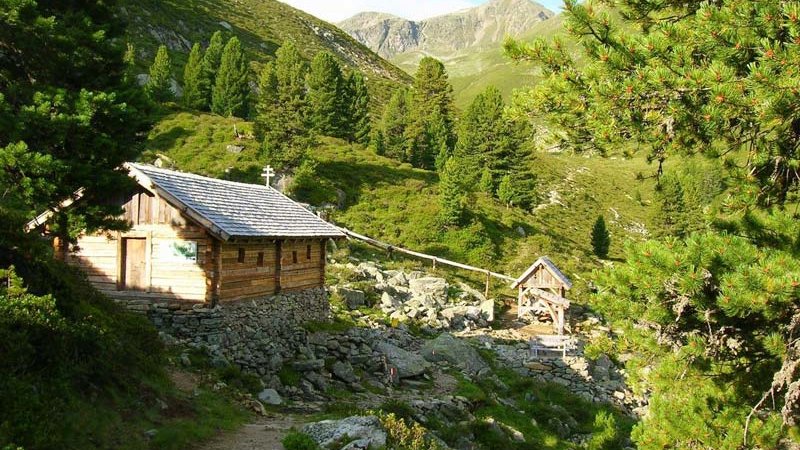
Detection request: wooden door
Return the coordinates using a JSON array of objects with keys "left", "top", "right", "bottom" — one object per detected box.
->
[{"left": 123, "top": 238, "right": 147, "bottom": 291}]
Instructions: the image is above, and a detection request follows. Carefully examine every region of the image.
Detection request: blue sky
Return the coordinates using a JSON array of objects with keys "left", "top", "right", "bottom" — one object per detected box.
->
[{"left": 282, "top": 0, "right": 563, "bottom": 23}]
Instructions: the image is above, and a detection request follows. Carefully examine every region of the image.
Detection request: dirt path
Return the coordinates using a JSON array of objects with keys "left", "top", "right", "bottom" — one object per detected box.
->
[{"left": 199, "top": 415, "right": 304, "bottom": 450}]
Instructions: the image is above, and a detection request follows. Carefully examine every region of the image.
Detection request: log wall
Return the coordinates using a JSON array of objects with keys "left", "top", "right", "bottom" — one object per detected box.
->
[
  {"left": 280, "top": 239, "right": 325, "bottom": 292},
  {"left": 218, "top": 241, "right": 277, "bottom": 302}
]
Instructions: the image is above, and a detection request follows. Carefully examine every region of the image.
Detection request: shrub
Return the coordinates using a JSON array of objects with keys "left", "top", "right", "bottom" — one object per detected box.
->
[
  {"left": 588, "top": 411, "right": 622, "bottom": 450},
  {"left": 282, "top": 431, "right": 320, "bottom": 450}
]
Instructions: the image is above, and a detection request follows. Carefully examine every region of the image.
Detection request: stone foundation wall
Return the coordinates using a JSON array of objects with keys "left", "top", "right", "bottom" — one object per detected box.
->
[{"left": 112, "top": 288, "right": 330, "bottom": 374}]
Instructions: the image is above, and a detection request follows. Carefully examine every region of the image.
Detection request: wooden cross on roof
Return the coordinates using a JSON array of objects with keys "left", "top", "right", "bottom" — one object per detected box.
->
[{"left": 261, "top": 165, "right": 275, "bottom": 187}]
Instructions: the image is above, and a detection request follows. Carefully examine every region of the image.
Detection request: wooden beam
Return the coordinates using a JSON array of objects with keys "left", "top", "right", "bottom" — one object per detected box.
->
[
  {"left": 275, "top": 239, "right": 282, "bottom": 294},
  {"left": 339, "top": 227, "right": 516, "bottom": 283}
]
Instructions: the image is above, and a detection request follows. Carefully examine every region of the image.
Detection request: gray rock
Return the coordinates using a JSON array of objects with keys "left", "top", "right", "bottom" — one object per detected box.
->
[
  {"left": 376, "top": 342, "right": 431, "bottom": 378},
  {"left": 218, "top": 20, "right": 232, "bottom": 30},
  {"left": 409, "top": 277, "right": 448, "bottom": 299},
  {"left": 381, "top": 291, "right": 401, "bottom": 310},
  {"left": 257, "top": 388, "right": 283, "bottom": 405},
  {"left": 332, "top": 360, "right": 358, "bottom": 383},
  {"left": 479, "top": 299, "right": 495, "bottom": 322},
  {"left": 338, "top": 287, "right": 366, "bottom": 310},
  {"left": 421, "top": 333, "right": 489, "bottom": 376},
  {"left": 293, "top": 359, "right": 325, "bottom": 371},
  {"left": 302, "top": 416, "right": 387, "bottom": 449}
]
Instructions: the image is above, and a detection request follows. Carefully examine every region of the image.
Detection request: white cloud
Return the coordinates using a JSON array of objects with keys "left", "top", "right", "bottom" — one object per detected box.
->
[{"left": 280, "top": 0, "right": 483, "bottom": 23}]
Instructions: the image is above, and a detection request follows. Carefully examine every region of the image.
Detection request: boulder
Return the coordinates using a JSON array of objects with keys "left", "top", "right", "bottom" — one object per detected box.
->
[
  {"left": 479, "top": 299, "right": 495, "bottom": 322},
  {"left": 332, "top": 360, "right": 358, "bottom": 383},
  {"left": 257, "top": 388, "right": 282, "bottom": 405},
  {"left": 376, "top": 342, "right": 431, "bottom": 378},
  {"left": 421, "top": 333, "right": 489, "bottom": 376},
  {"left": 338, "top": 287, "right": 366, "bottom": 310},
  {"left": 302, "top": 416, "right": 387, "bottom": 449},
  {"left": 408, "top": 277, "right": 448, "bottom": 301},
  {"left": 380, "top": 292, "right": 401, "bottom": 310},
  {"left": 292, "top": 359, "right": 325, "bottom": 371}
]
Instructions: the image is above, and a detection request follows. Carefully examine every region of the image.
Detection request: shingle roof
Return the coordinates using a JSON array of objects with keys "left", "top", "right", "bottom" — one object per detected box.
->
[
  {"left": 127, "top": 163, "right": 344, "bottom": 240},
  {"left": 511, "top": 256, "right": 573, "bottom": 289}
]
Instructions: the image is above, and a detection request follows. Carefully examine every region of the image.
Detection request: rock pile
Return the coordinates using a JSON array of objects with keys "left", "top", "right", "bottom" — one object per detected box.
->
[{"left": 335, "top": 261, "right": 494, "bottom": 330}]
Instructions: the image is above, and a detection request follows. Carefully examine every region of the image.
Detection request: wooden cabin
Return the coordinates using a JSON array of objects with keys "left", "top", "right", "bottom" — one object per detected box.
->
[
  {"left": 512, "top": 257, "right": 573, "bottom": 334},
  {"left": 32, "top": 163, "right": 344, "bottom": 305}
]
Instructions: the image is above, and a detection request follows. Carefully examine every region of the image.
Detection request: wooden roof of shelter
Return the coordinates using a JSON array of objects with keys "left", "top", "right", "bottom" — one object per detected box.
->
[
  {"left": 25, "top": 163, "right": 345, "bottom": 241},
  {"left": 511, "top": 256, "right": 573, "bottom": 289}
]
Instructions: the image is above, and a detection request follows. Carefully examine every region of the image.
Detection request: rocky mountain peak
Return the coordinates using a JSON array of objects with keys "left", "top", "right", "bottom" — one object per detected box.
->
[{"left": 338, "top": 0, "right": 555, "bottom": 59}]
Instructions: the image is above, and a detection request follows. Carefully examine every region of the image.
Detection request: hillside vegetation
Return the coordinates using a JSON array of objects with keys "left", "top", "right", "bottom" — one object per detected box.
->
[
  {"left": 142, "top": 110, "right": 661, "bottom": 288},
  {"left": 120, "top": 0, "right": 411, "bottom": 106}
]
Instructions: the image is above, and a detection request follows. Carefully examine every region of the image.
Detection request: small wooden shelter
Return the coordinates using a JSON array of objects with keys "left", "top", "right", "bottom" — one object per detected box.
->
[
  {"left": 27, "top": 163, "right": 344, "bottom": 304},
  {"left": 512, "top": 256, "right": 573, "bottom": 334}
]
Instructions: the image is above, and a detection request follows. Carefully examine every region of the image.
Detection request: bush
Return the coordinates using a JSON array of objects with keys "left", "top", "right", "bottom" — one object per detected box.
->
[
  {"left": 0, "top": 251, "right": 165, "bottom": 448},
  {"left": 588, "top": 411, "right": 622, "bottom": 450},
  {"left": 282, "top": 431, "right": 320, "bottom": 450}
]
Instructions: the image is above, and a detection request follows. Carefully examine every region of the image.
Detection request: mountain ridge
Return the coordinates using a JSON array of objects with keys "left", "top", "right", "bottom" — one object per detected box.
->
[{"left": 338, "top": 0, "right": 554, "bottom": 59}]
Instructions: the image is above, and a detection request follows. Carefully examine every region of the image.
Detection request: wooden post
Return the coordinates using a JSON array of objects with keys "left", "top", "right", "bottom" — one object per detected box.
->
[
  {"left": 484, "top": 270, "right": 491, "bottom": 299},
  {"left": 432, "top": 258, "right": 437, "bottom": 270}
]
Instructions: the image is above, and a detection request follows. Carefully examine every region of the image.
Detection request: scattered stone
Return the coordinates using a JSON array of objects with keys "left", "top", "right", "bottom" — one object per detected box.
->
[
  {"left": 218, "top": 20, "right": 232, "bottom": 30},
  {"left": 226, "top": 144, "right": 244, "bottom": 154},
  {"left": 302, "top": 416, "right": 387, "bottom": 449},
  {"left": 257, "top": 388, "right": 283, "bottom": 405},
  {"left": 144, "top": 429, "right": 158, "bottom": 439},
  {"left": 293, "top": 359, "right": 325, "bottom": 371}
]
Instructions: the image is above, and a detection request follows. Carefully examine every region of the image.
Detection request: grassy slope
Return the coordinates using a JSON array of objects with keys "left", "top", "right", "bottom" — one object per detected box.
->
[
  {"left": 143, "top": 111, "right": 661, "bottom": 297},
  {"left": 121, "top": 0, "right": 411, "bottom": 108}
]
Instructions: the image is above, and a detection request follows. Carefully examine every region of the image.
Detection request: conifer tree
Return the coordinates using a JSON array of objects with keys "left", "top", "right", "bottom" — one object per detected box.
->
[
  {"left": 145, "top": 45, "right": 173, "bottom": 102},
  {"left": 200, "top": 31, "right": 224, "bottom": 109},
  {"left": 479, "top": 168, "right": 493, "bottom": 193},
  {"left": 380, "top": 88, "right": 410, "bottom": 161},
  {"left": 438, "top": 158, "right": 465, "bottom": 226},
  {"left": 255, "top": 41, "right": 314, "bottom": 169},
  {"left": 655, "top": 175, "right": 689, "bottom": 238},
  {"left": 122, "top": 43, "right": 137, "bottom": 85},
  {"left": 497, "top": 175, "right": 513, "bottom": 208},
  {"left": 405, "top": 57, "right": 455, "bottom": 169},
  {"left": 347, "top": 71, "right": 371, "bottom": 145},
  {"left": 307, "top": 51, "right": 344, "bottom": 136},
  {"left": 455, "top": 86, "right": 514, "bottom": 186},
  {"left": 181, "top": 43, "right": 207, "bottom": 110},
  {"left": 506, "top": 1, "right": 800, "bottom": 444},
  {"left": 211, "top": 37, "right": 250, "bottom": 117},
  {"left": 591, "top": 215, "right": 610, "bottom": 259},
  {"left": 1, "top": 0, "right": 151, "bottom": 249}
]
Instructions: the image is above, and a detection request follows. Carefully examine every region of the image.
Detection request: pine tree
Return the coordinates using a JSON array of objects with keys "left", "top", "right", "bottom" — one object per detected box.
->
[
  {"left": 371, "top": 128, "right": 385, "bottom": 155},
  {"left": 380, "top": 88, "right": 410, "bottom": 161},
  {"left": 181, "top": 43, "right": 207, "bottom": 110},
  {"left": 479, "top": 168, "right": 493, "bottom": 193},
  {"left": 438, "top": 158, "right": 465, "bottom": 226},
  {"left": 211, "top": 37, "right": 250, "bottom": 117},
  {"left": 506, "top": 1, "right": 800, "bottom": 445},
  {"left": 655, "top": 175, "right": 689, "bottom": 238},
  {"left": 307, "top": 51, "right": 344, "bottom": 136},
  {"left": 347, "top": 71, "right": 371, "bottom": 145},
  {"left": 122, "top": 43, "right": 137, "bottom": 85},
  {"left": 200, "top": 31, "right": 225, "bottom": 109},
  {"left": 0, "top": 0, "right": 151, "bottom": 249},
  {"left": 497, "top": 175, "right": 513, "bottom": 208},
  {"left": 254, "top": 41, "right": 314, "bottom": 169},
  {"left": 405, "top": 57, "right": 455, "bottom": 169},
  {"left": 591, "top": 215, "right": 611, "bottom": 259},
  {"left": 455, "top": 86, "right": 514, "bottom": 186},
  {"left": 145, "top": 45, "right": 173, "bottom": 102}
]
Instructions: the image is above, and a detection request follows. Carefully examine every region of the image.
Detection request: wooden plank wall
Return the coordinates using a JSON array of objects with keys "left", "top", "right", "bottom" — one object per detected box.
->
[
  {"left": 218, "top": 241, "right": 277, "bottom": 302},
  {"left": 280, "top": 239, "right": 324, "bottom": 292},
  {"left": 68, "top": 234, "right": 118, "bottom": 293},
  {"left": 521, "top": 266, "right": 563, "bottom": 291},
  {"left": 67, "top": 188, "right": 213, "bottom": 302}
]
